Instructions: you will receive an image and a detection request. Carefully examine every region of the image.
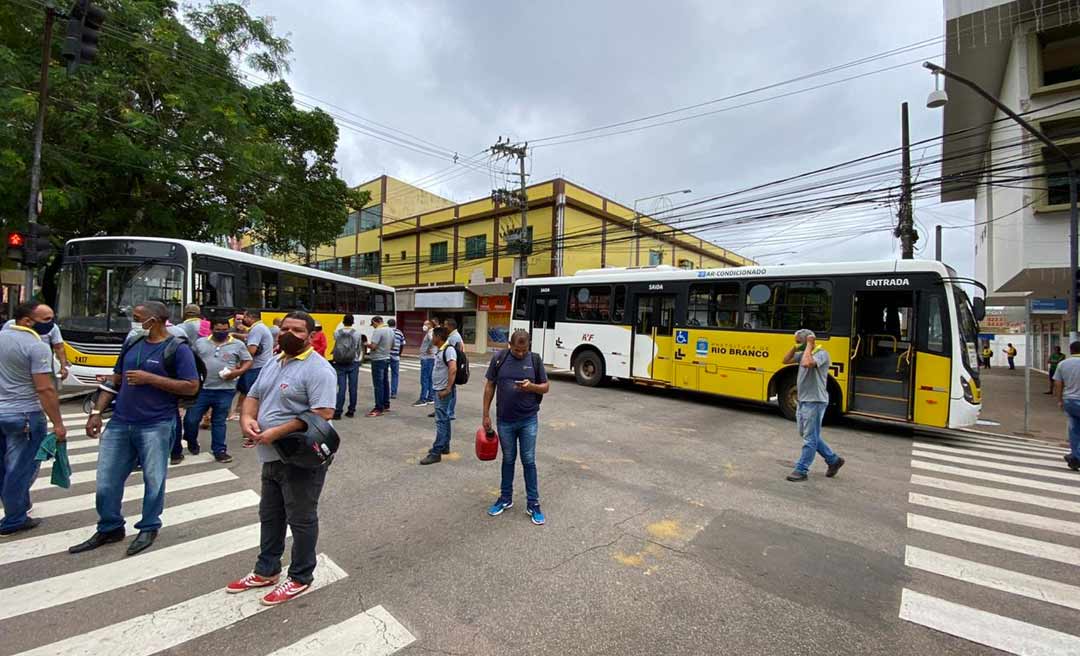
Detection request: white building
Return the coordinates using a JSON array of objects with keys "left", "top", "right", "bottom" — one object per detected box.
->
[{"left": 938, "top": 0, "right": 1080, "bottom": 368}]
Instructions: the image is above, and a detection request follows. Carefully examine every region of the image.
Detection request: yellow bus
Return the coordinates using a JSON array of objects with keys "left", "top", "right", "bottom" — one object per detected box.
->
[
  {"left": 56, "top": 236, "right": 394, "bottom": 387},
  {"left": 510, "top": 261, "right": 986, "bottom": 429}
]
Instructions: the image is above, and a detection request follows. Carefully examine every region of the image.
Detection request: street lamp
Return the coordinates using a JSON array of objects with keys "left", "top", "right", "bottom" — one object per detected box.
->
[
  {"left": 633, "top": 188, "right": 692, "bottom": 267},
  {"left": 924, "top": 61, "right": 1079, "bottom": 340}
]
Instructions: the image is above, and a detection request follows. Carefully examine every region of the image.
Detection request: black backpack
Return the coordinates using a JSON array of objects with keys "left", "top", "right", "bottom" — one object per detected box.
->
[
  {"left": 443, "top": 344, "right": 469, "bottom": 385},
  {"left": 118, "top": 335, "right": 207, "bottom": 405},
  {"left": 332, "top": 329, "right": 360, "bottom": 364}
]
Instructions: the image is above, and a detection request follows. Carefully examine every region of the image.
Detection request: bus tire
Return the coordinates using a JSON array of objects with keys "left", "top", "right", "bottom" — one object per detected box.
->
[
  {"left": 574, "top": 350, "right": 605, "bottom": 387},
  {"left": 777, "top": 375, "right": 798, "bottom": 421}
]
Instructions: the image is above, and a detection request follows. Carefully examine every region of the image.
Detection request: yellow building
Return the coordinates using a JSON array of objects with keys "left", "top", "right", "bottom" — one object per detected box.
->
[{"left": 256, "top": 175, "right": 751, "bottom": 352}]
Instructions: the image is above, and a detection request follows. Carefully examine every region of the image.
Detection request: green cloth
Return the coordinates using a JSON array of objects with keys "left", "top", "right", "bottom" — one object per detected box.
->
[
  {"left": 34, "top": 432, "right": 71, "bottom": 489},
  {"left": 1050, "top": 352, "right": 1067, "bottom": 372}
]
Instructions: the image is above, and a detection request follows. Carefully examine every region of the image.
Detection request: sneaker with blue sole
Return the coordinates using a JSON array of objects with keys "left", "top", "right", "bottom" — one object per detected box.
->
[
  {"left": 526, "top": 506, "right": 545, "bottom": 525},
  {"left": 487, "top": 498, "right": 513, "bottom": 516}
]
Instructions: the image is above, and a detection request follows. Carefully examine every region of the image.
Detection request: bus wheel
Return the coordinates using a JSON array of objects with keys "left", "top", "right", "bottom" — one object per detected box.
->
[
  {"left": 777, "top": 376, "right": 798, "bottom": 421},
  {"left": 574, "top": 350, "right": 605, "bottom": 387}
]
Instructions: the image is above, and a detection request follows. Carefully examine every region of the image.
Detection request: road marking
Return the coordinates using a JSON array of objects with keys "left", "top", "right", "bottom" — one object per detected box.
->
[
  {"left": 899, "top": 588, "right": 1080, "bottom": 654},
  {"left": 30, "top": 452, "right": 215, "bottom": 491},
  {"left": 911, "top": 451, "right": 1078, "bottom": 482},
  {"left": 0, "top": 491, "right": 260, "bottom": 566},
  {"left": 0, "top": 523, "right": 262, "bottom": 621},
  {"left": 908, "top": 513, "right": 1080, "bottom": 566},
  {"left": 62, "top": 438, "right": 99, "bottom": 452},
  {"left": 29, "top": 469, "right": 237, "bottom": 518},
  {"left": 931, "top": 433, "right": 1067, "bottom": 455},
  {"left": 11, "top": 554, "right": 349, "bottom": 656},
  {"left": 921, "top": 439, "right": 1072, "bottom": 460},
  {"left": 909, "top": 493, "right": 1080, "bottom": 537},
  {"left": 264, "top": 605, "right": 416, "bottom": 656},
  {"left": 36, "top": 450, "right": 100, "bottom": 470},
  {"left": 910, "top": 474, "right": 1080, "bottom": 515},
  {"left": 911, "top": 461, "right": 1080, "bottom": 497},
  {"left": 906, "top": 546, "right": 1080, "bottom": 612},
  {"left": 913, "top": 442, "right": 1065, "bottom": 467}
]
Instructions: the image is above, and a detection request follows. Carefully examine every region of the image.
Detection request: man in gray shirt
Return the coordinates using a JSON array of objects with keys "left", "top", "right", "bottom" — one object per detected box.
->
[
  {"left": 365, "top": 316, "right": 394, "bottom": 416},
  {"left": 229, "top": 310, "right": 336, "bottom": 606},
  {"left": 420, "top": 326, "right": 456, "bottom": 465},
  {"left": 4, "top": 317, "right": 69, "bottom": 384},
  {"left": 0, "top": 302, "right": 68, "bottom": 536},
  {"left": 235, "top": 309, "right": 275, "bottom": 416},
  {"left": 175, "top": 304, "right": 202, "bottom": 345},
  {"left": 1053, "top": 340, "right": 1080, "bottom": 470},
  {"left": 181, "top": 317, "right": 253, "bottom": 463},
  {"left": 782, "top": 329, "right": 844, "bottom": 482},
  {"left": 412, "top": 319, "right": 437, "bottom": 407}
]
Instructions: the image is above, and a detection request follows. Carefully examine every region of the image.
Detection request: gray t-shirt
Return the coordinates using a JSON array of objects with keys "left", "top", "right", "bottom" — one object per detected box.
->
[
  {"left": 419, "top": 330, "right": 436, "bottom": 361},
  {"left": 247, "top": 348, "right": 337, "bottom": 463},
  {"left": 3, "top": 319, "right": 62, "bottom": 347},
  {"left": 433, "top": 344, "right": 457, "bottom": 391},
  {"left": 0, "top": 327, "right": 53, "bottom": 413},
  {"left": 246, "top": 322, "right": 275, "bottom": 369},
  {"left": 1053, "top": 357, "right": 1080, "bottom": 401},
  {"left": 368, "top": 326, "right": 394, "bottom": 361},
  {"left": 796, "top": 347, "right": 830, "bottom": 403},
  {"left": 448, "top": 330, "right": 464, "bottom": 352},
  {"left": 175, "top": 318, "right": 201, "bottom": 345},
  {"left": 195, "top": 336, "right": 252, "bottom": 390}
]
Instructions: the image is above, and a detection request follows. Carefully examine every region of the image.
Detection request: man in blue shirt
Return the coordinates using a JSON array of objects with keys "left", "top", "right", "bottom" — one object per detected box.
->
[
  {"left": 388, "top": 318, "right": 405, "bottom": 400},
  {"left": 482, "top": 330, "right": 549, "bottom": 525},
  {"left": 70, "top": 301, "right": 200, "bottom": 557}
]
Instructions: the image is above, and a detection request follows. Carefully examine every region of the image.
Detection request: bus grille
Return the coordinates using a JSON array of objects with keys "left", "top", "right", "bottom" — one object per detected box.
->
[
  {"left": 73, "top": 373, "right": 101, "bottom": 385},
  {"left": 67, "top": 340, "right": 123, "bottom": 356}
]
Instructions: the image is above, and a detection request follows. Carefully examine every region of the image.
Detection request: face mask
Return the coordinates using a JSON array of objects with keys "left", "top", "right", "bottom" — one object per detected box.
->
[
  {"left": 279, "top": 332, "right": 306, "bottom": 356},
  {"left": 32, "top": 320, "right": 55, "bottom": 336},
  {"left": 212, "top": 331, "right": 229, "bottom": 342}
]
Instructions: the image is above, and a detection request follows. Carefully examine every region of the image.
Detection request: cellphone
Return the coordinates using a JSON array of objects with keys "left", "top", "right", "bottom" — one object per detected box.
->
[{"left": 515, "top": 379, "right": 529, "bottom": 386}]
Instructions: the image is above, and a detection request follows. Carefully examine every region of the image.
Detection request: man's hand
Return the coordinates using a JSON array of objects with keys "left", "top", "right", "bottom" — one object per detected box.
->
[
  {"left": 482, "top": 415, "right": 492, "bottom": 432},
  {"left": 241, "top": 415, "right": 262, "bottom": 447},
  {"left": 806, "top": 335, "right": 816, "bottom": 347},
  {"left": 59, "top": 365, "right": 70, "bottom": 380},
  {"left": 53, "top": 423, "right": 67, "bottom": 441},
  {"left": 1059, "top": 400, "right": 1065, "bottom": 409},
  {"left": 125, "top": 370, "right": 157, "bottom": 386},
  {"left": 86, "top": 414, "right": 103, "bottom": 439},
  {"left": 438, "top": 388, "right": 450, "bottom": 399}
]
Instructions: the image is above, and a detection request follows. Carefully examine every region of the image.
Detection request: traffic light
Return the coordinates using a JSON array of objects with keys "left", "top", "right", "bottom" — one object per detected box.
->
[
  {"left": 5, "top": 230, "right": 27, "bottom": 264},
  {"left": 24, "top": 223, "right": 53, "bottom": 267},
  {"left": 60, "top": 0, "right": 106, "bottom": 74}
]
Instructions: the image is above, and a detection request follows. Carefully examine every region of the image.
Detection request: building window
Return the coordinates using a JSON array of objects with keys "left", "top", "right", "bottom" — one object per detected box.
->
[
  {"left": 567, "top": 285, "right": 612, "bottom": 322},
  {"left": 649, "top": 249, "right": 664, "bottom": 266},
  {"left": 357, "top": 251, "right": 380, "bottom": 276},
  {"left": 401, "top": 250, "right": 407, "bottom": 261},
  {"left": 678, "top": 259, "right": 694, "bottom": 270},
  {"left": 339, "top": 212, "right": 360, "bottom": 238},
  {"left": 359, "top": 206, "right": 382, "bottom": 233},
  {"left": 687, "top": 283, "right": 739, "bottom": 328},
  {"left": 505, "top": 226, "right": 533, "bottom": 255},
  {"left": 384, "top": 253, "right": 391, "bottom": 263},
  {"left": 431, "top": 241, "right": 448, "bottom": 264},
  {"left": 465, "top": 235, "right": 487, "bottom": 260},
  {"left": 744, "top": 280, "right": 832, "bottom": 333},
  {"left": 1039, "top": 24, "right": 1080, "bottom": 87}
]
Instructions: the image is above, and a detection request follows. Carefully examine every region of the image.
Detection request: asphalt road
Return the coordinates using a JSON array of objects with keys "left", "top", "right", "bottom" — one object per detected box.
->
[{"left": 2, "top": 359, "right": 1078, "bottom": 655}]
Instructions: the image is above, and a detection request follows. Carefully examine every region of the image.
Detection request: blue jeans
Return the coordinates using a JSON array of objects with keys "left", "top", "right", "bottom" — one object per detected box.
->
[
  {"left": 237, "top": 367, "right": 261, "bottom": 395},
  {"left": 419, "top": 358, "right": 434, "bottom": 402},
  {"left": 0, "top": 411, "right": 47, "bottom": 532},
  {"left": 96, "top": 419, "right": 174, "bottom": 533},
  {"left": 183, "top": 388, "right": 236, "bottom": 455},
  {"left": 170, "top": 408, "right": 183, "bottom": 458},
  {"left": 390, "top": 358, "right": 400, "bottom": 398},
  {"left": 794, "top": 401, "right": 838, "bottom": 474},
  {"left": 335, "top": 362, "right": 359, "bottom": 414},
  {"left": 430, "top": 388, "right": 455, "bottom": 455},
  {"left": 1063, "top": 399, "right": 1080, "bottom": 462},
  {"left": 370, "top": 359, "right": 390, "bottom": 411},
  {"left": 449, "top": 383, "right": 458, "bottom": 420},
  {"left": 497, "top": 415, "right": 540, "bottom": 507}
]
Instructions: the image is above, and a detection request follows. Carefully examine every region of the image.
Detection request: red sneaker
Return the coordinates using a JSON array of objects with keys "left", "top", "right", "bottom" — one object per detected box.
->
[
  {"left": 225, "top": 572, "right": 278, "bottom": 594},
  {"left": 260, "top": 578, "right": 310, "bottom": 606},
  {"left": 365, "top": 409, "right": 383, "bottom": 417}
]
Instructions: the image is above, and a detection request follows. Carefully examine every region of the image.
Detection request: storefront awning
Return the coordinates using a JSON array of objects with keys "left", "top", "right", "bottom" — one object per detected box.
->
[{"left": 466, "top": 282, "right": 514, "bottom": 297}]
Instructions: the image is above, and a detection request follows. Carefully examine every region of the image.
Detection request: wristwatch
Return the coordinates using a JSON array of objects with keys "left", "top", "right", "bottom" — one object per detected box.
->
[{"left": 89, "top": 410, "right": 102, "bottom": 417}]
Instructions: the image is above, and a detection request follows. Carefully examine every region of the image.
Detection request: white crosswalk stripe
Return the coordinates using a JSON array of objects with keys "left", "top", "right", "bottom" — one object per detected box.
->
[
  {"left": 36, "top": 449, "right": 100, "bottom": 470},
  {"left": 30, "top": 469, "right": 237, "bottom": 518},
  {"left": 30, "top": 452, "right": 215, "bottom": 491},
  {"left": 265, "top": 605, "right": 416, "bottom": 656},
  {"left": 900, "top": 433, "right": 1080, "bottom": 653}
]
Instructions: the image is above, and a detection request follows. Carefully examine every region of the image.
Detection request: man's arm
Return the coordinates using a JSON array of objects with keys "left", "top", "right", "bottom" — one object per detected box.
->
[
  {"left": 800, "top": 338, "right": 817, "bottom": 368},
  {"left": 482, "top": 379, "right": 496, "bottom": 430},
  {"left": 446, "top": 359, "right": 457, "bottom": 387},
  {"left": 33, "top": 372, "right": 66, "bottom": 440},
  {"left": 52, "top": 342, "right": 69, "bottom": 376},
  {"left": 782, "top": 345, "right": 798, "bottom": 365}
]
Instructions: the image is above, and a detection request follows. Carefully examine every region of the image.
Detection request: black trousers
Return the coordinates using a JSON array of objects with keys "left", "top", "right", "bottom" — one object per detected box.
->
[{"left": 254, "top": 460, "right": 328, "bottom": 585}]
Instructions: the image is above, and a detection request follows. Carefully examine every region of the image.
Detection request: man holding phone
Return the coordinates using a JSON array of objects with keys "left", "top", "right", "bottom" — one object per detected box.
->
[
  {"left": 781, "top": 328, "right": 844, "bottom": 483},
  {"left": 419, "top": 327, "right": 456, "bottom": 465}
]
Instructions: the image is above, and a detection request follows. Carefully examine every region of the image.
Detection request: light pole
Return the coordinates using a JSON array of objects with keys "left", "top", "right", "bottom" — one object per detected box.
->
[
  {"left": 924, "top": 61, "right": 1079, "bottom": 340},
  {"left": 633, "top": 188, "right": 691, "bottom": 267}
]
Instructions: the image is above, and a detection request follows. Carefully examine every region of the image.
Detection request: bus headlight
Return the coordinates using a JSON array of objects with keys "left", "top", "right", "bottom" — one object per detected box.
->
[{"left": 960, "top": 376, "right": 975, "bottom": 404}]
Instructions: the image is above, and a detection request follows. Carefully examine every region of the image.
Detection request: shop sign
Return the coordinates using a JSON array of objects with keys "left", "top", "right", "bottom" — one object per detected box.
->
[
  {"left": 479, "top": 295, "right": 511, "bottom": 312},
  {"left": 416, "top": 291, "right": 467, "bottom": 308}
]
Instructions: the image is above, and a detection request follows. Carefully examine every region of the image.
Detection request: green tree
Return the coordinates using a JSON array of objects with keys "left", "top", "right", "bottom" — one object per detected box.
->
[{"left": 0, "top": 0, "right": 367, "bottom": 261}]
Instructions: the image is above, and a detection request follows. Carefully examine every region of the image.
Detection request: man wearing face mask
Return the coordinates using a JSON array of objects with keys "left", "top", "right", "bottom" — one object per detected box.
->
[
  {"left": 3, "top": 312, "right": 69, "bottom": 387},
  {"left": 181, "top": 317, "right": 253, "bottom": 463},
  {"left": 70, "top": 301, "right": 200, "bottom": 556},
  {"left": 226, "top": 311, "right": 336, "bottom": 606},
  {"left": 0, "top": 302, "right": 68, "bottom": 536},
  {"left": 235, "top": 309, "right": 275, "bottom": 420}
]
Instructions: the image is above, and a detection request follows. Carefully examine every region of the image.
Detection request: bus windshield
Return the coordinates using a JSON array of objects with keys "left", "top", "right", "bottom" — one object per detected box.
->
[
  {"left": 58, "top": 260, "right": 185, "bottom": 333},
  {"left": 953, "top": 286, "right": 980, "bottom": 372}
]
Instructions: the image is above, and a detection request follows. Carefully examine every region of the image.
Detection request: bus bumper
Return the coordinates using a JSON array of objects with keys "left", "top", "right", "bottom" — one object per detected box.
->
[
  {"left": 66, "top": 363, "right": 113, "bottom": 390},
  {"left": 948, "top": 397, "right": 981, "bottom": 429}
]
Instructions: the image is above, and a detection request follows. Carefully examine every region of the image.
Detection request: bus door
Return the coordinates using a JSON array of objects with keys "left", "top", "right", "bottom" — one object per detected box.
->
[
  {"left": 911, "top": 291, "right": 951, "bottom": 428},
  {"left": 849, "top": 291, "right": 916, "bottom": 421},
  {"left": 530, "top": 294, "right": 558, "bottom": 361},
  {"left": 631, "top": 293, "right": 676, "bottom": 383}
]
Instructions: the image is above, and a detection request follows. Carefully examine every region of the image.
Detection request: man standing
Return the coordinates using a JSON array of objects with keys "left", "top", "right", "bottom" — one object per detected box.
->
[
  {"left": 310, "top": 323, "right": 327, "bottom": 357},
  {"left": 236, "top": 309, "right": 275, "bottom": 419},
  {"left": 412, "top": 319, "right": 436, "bottom": 407},
  {"left": 176, "top": 304, "right": 202, "bottom": 344},
  {"left": 169, "top": 303, "right": 202, "bottom": 462},
  {"left": 388, "top": 318, "right": 405, "bottom": 400},
  {"left": 332, "top": 314, "right": 363, "bottom": 419},
  {"left": 1047, "top": 345, "right": 1066, "bottom": 394},
  {"left": 270, "top": 318, "right": 282, "bottom": 342},
  {"left": 226, "top": 311, "right": 336, "bottom": 605},
  {"left": 1053, "top": 341, "right": 1080, "bottom": 471},
  {"left": 1003, "top": 343, "right": 1018, "bottom": 370},
  {"left": 365, "top": 316, "right": 394, "bottom": 417},
  {"left": 70, "top": 301, "right": 199, "bottom": 556},
  {"left": 3, "top": 315, "right": 69, "bottom": 386},
  {"left": 181, "top": 318, "right": 252, "bottom": 464},
  {"left": 0, "top": 302, "right": 67, "bottom": 536},
  {"left": 419, "top": 327, "right": 456, "bottom": 465},
  {"left": 445, "top": 318, "right": 464, "bottom": 420},
  {"left": 782, "top": 329, "right": 844, "bottom": 483},
  {"left": 981, "top": 343, "right": 993, "bottom": 369},
  {"left": 482, "top": 330, "right": 549, "bottom": 525}
]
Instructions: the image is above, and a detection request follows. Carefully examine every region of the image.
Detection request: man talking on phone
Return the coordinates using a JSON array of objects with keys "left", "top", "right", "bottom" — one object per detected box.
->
[
  {"left": 225, "top": 311, "right": 337, "bottom": 606},
  {"left": 782, "top": 328, "right": 844, "bottom": 483}
]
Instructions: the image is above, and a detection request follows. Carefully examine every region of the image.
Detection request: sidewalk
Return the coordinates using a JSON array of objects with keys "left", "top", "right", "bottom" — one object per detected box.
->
[{"left": 971, "top": 366, "right": 1071, "bottom": 448}]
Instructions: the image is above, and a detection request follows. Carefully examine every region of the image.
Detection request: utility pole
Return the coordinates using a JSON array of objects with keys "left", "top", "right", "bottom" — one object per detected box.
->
[
  {"left": 25, "top": 5, "right": 56, "bottom": 298},
  {"left": 490, "top": 138, "right": 529, "bottom": 279},
  {"left": 896, "top": 102, "right": 917, "bottom": 259},
  {"left": 935, "top": 224, "right": 942, "bottom": 261}
]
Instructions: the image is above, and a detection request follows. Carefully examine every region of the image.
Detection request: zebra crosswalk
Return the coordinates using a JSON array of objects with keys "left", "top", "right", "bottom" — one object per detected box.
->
[
  {"left": 899, "top": 430, "right": 1080, "bottom": 654},
  {"left": 1, "top": 412, "right": 416, "bottom": 656}
]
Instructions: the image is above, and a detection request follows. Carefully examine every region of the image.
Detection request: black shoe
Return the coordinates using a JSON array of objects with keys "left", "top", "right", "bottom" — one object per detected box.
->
[
  {"left": 332, "top": 412, "right": 342, "bottom": 420},
  {"left": 786, "top": 471, "right": 808, "bottom": 482},
  {"left": 1044, "top": 391, "right": 1054, "bottom": 395},
  {"left": 412, "top": 400, "right": 426, "bottom": 407},
  {"left": 188, "top": 445, "right": 200, "bottom": 456},
  {"left": 126, "top": 530, "right": 158, "bottom": 556},
  {"left": 170, "top": 454, "right": 184, "bottom": 465},
  {"left": 345, "top": 411, "right": 355, "bottom": 418},
  {"left": 440, "top": 446, "right": 451, "bottom": 454},
  {"left": 0, "top": 517, "right": 41, "bottom": 537},
  {"left": 419, "top": 453, "right": 442, "bottom": 465},
  {"left": 214, "top": 452, "right": 234, "bottom": 464},
  {"left": 826, "top": 456, "right": 846, "bottom": 478},
  {"left": 1065, "top": 455, "right": 1080, "bottom": 471},
  {"left": 69, "top": 528, "right": 125, "bottom": 553},
  {"left": 427, "top": 412, "right": 436, "bottom": 418}
]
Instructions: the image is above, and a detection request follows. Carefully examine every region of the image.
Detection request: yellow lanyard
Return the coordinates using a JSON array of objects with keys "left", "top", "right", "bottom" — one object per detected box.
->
[{"left": 9, "top": 325, "right": 41, "bottom": 340}]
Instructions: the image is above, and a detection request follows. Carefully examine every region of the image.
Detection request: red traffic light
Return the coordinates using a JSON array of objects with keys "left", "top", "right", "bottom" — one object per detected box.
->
[{"left": 7, "top": 232, "right": 25, "bottom": 248}]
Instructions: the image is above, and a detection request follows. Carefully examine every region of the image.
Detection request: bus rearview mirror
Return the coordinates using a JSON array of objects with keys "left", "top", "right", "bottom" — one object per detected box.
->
[{"left": 972, "top": 297, "right": 986, "bottom": 322}]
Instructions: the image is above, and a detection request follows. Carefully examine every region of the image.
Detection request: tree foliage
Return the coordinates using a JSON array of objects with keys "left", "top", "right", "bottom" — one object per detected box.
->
[{"left": 0, "top": 0, "right": 367, "bottom": 258}]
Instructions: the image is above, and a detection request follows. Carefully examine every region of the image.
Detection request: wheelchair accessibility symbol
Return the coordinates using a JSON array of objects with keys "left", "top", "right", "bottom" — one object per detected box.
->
[{"left": 675, "top": 330, "right": 688, "bottom": 345}]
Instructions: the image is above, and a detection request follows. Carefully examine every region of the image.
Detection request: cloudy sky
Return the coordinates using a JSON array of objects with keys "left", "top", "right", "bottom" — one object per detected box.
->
[{"left": 246, "top": 0, "right": 973, "bottom": 274}]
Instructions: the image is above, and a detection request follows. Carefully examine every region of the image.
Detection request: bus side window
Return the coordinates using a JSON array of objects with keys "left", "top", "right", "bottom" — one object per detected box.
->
[
  {"left": 355, "top": 288, "right": 370, "bottom": 314},
  {"left": 921, "top": 293, "right": 947, "bottom": 354},
  {"left": 314, "top": 280, "right": 336, "bottom": 312},
  {"left": 262, "top": 270, "right": 280, "bottom": 309},
  {"left": 612, "top": 285, "right": 626, "bottom": 323},
  {"left": 513, "top": 288, "right": 529, "bottom": 320}
]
